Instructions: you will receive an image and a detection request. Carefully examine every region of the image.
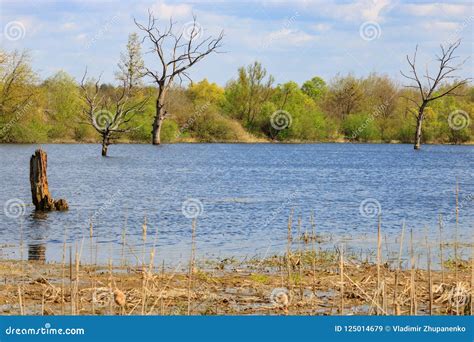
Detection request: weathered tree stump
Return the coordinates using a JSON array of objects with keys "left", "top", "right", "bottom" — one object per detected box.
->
[{"left": 30, "top": 149, "right": 68, "bottom": 211}]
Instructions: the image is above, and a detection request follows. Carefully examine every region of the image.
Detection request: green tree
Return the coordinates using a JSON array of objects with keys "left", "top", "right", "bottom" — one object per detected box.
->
[
  {"left": 116, "top": 33, "right": 144, "bottom": 89},
  {"left": 301, "top": 76, "right": 327, "bottom": 102},
  {"left": 324, "top": 74, "right": 363, "bottom": 121},
  {"left": 0, "top": 50, "right": 38, "bottom": 142},
  {"left": 42, "top": 71, "right": 83, "bottom": 140},
  {"left": 224, "top": 61, "right": 274, "bottom": 129}
]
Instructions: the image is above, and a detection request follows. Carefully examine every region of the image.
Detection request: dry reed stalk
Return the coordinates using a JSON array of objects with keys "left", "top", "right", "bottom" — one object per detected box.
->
[
  {"left": 146, "top": 262, "right": 182, "bottom": 315},
  {"left": 310, "top": 211, "right": 316, "bottom": 303},
  {"left": 142, "top": 215, "right": 147, "bottom": 268},
  {"left": 471, "top": 243, "right": 473, "bottom": 315},
  {"left": 409, "top": 229, "right": 416, "bottom": 315},
  {"left": 121, "top": 213, "right": 128, "bottom": 268},
  {"left": 393, "top": 221, "right": 405, "bottom": 315},
  {"left": 61, "top": 229, "right": 66, "bottom": 315},
  {"left": 89, "top": 220, "right": 95, "bottom": 314},
  {"left": 187, "top": 218, "right": 197, "bottom": 315},
  {"left": 339, "top": 243, "right": 344, "bottom": 314},
  {"left": 18, "top": 285, "right": 24, "bottom": 315},
  {"left": 426, "top": 233, "right": 433, "bottom": 315},
  {"left": 69, "top": 245, "right": 73, "bottom": 314},
  {"left": 438, "top": 214, "right": 444, "bottom": 283},
  {"left": 75, "top": 243, "right": 80, "bottom": 314},
  {"left": 141, "top": 216, "right": 148, "bottom": 315},
  {"left": 297, "top": 216, "right": 303, "bottom": 301},
  {"left": 19, "top": 222, "right": 24, "bottom": 275},
  {"left": 41, "top": 289, "right": 45, "bottom": 315},
  {"left": 286, "top": 209, "right": 293, "bottom": 293},
  {"left": 344, "top": 274, "right": 387, "bottom": 315},
  {"left": 89, "top": 220, "right": 93, "bottom": 264},
  {"left": 455, "top": 180, "right": 459, "bottom": 315},
  {"left": 76, "top": 237, "right": 85, "bottom": 314},
  {"left": 376, "top": 214, "right": 381, "bottom": 315}
]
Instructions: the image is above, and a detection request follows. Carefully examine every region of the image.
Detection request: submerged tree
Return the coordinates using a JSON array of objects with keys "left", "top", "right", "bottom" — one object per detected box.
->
[
  {"left": 135, "top": 12, "right": 223, "bottom": 145},
  {"left": 80, "top": 72, "right": 148, "bottom": 156},
  {"left": 401, "top": 40, "right": 470, "bottom": 150}
]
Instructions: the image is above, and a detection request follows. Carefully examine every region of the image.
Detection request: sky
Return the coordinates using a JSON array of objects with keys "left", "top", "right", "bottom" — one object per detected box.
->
[{"left": 0, "top": 0, "right": 472, "bottom": 86}]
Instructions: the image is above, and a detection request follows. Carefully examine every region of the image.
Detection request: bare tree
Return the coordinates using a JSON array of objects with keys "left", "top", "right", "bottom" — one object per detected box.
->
[
  {"left": 401, "top": 40, "right": 470, "bottom": 150},
  {"left": 80, "top": 71, "right": 148, "bottom": 156},
  {"left": 135, "top": 11, "right": 223, "bottom": 145}
]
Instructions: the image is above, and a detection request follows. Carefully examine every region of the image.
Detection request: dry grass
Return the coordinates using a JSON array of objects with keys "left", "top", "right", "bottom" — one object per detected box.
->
[{"left": 0, "top": 246, "right": 471, "bottom": 316}]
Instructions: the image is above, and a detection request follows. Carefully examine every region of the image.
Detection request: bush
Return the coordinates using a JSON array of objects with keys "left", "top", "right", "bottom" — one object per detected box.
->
[{"left": 342, "top": 113, "right": 381, "bottom": 141}]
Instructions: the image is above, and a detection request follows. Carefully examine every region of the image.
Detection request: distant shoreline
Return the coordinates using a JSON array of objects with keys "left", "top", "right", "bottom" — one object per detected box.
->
[{"left": 1, "top": 140, "right": 473, "bottom": 146}]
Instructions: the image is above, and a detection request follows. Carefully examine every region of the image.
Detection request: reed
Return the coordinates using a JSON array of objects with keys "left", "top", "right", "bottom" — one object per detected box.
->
[
  {"left": 310, "top": 211, "right": 316, "bottom": 301},
  {"left": 376, "top": 214, "right": 381, "bottom": 315},
  {"left": 438, "top": 214, "right": 444, "bottom": 283},
  {"left": 409, "top": 229, "right": 416, "bottom": 315},
  {"left": 286, "top": 209, "right": 293, "bottom": 293},
  {"left": 69, "top": 245, "right": 73, "bottom": 314},
  {"left": 89, "top": 220, "right": 95, "bottom": 314},
  {"left": 471, "top": 242, "right": 473, "bottom": 316},
  {"left": 297, "top": 216, "right": 303, "bottom": 301},
  {"left": 426, "top": 232, "right": 433, "bottom": 315},
  {"left": 61, "top": 228, "right": 66, "bottom": 315},
  {"left": 455, "top": 180, "right": 459, "bottom": 315},
  {"left": 187, "top": 218, "right": 197, "bottom": 315},
  {"left": 121, "top": 213, "right": 128, "bottom": 268},
  {"left": 393, "top": 221, "right": 405, "bottom": 315},
  {"left": 339, "top": 243, "right": 344, "bottom": 314},
  {"left": 17, "top": 285, "right": 24, "bottom": 315}
]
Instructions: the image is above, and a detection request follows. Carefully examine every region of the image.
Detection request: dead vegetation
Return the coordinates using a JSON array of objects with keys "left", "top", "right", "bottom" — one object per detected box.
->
[{"left": 0, "top": 246, "right": 471, "bottom": 316}]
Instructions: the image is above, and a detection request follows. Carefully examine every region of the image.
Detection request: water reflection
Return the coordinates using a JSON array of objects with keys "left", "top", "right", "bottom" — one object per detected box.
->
[
  {"left": 26, "top": 211, "right": 49, "bottom": 262},
  {"left": 28, "top": 243, "right": 46, "bottom": 261}
]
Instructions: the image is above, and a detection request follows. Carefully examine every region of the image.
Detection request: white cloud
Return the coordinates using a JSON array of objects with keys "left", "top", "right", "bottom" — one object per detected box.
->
[
  {"left": 150, "top": 1, "right": 192, "bottom": 20},
  {"left": 75, "top": 33, "right": 87, "bottom": 42},
  {"left": 266, "top": 28, "right": 315, "bottom": 46},
  {"left": 61, "top": 22, "right": 78, "bottom": 31},
  {"left": 311, "top": 23, "right": 331, "bottom": 32},
  {"left": 402, "top": 3, "right": 471, "bottom": 17},
  {"left": 422, "top": 21, "right": 461, "bottom": 31}
]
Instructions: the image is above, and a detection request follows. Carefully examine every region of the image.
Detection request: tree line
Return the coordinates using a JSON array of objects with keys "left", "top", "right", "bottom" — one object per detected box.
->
[{"left": 0, "top": 13, "right": 472, "bottom": 156}]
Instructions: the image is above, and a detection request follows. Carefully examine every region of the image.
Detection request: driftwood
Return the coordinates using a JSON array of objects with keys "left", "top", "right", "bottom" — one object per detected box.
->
[{"left": 29, "top": 149, "right": 68, "bottom": 211}]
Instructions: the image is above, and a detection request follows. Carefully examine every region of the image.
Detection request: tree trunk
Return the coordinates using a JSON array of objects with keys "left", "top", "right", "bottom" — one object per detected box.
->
[
  {"left": 413, "top": 103, "right": 427, "bottom": 150},
  {"left": 152, "top": 94, "right": 166, "bottom": 145},
  {"left": 101, "top": 134, "right": 110, "bottom": 157},
  {"left": 152, "top": 117, "right": 163, "bottom": 145},
  {"left": 30, "top": 149, "right": 68, "bottom": 211}
]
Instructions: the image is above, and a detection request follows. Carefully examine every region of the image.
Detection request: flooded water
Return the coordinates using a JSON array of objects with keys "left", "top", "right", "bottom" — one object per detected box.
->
[{"left": 0, "top": 143, "right": 472, "bottom": 265}]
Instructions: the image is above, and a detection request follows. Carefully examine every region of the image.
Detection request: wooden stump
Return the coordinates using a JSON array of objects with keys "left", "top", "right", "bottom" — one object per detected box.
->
[{"left": 30, "top": 149, "right": 68, "bottom": 211}]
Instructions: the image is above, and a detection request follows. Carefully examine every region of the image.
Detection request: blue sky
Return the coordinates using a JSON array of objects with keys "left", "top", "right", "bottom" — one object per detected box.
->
[{"left": 0, "top": 0, "right": 472, "bottom": 86}]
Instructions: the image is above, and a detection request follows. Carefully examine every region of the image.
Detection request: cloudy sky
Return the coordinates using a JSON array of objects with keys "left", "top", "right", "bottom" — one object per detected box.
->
[{"left": 0, "top": 0, "right": 472, "bottom": 86}]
